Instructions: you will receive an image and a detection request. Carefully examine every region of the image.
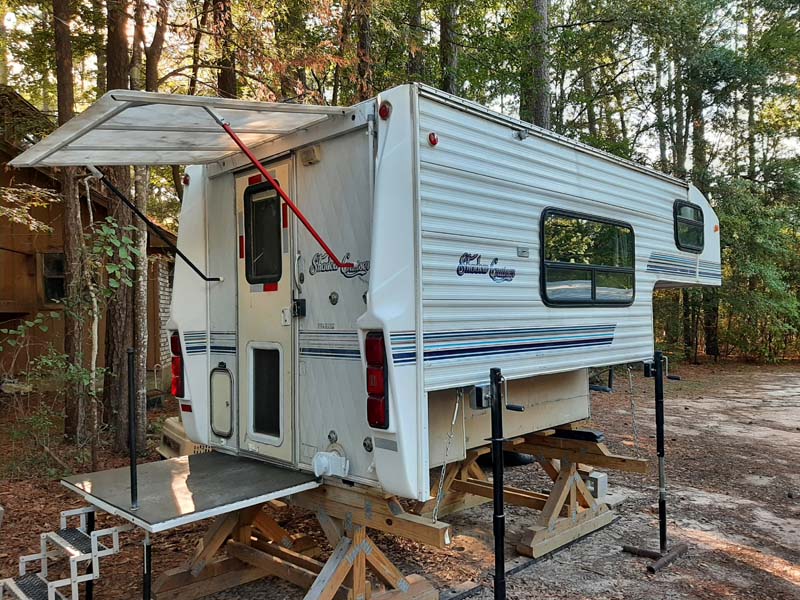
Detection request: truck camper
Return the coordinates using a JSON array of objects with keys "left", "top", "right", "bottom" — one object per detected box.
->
[
  {"left": 10, "top": 83, "right": 721, "bottom": 503},
  {"left": 3, "top": 83, "right": 721, "bottom": 599}
]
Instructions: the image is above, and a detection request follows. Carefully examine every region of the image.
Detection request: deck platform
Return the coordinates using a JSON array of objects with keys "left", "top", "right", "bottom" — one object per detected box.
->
[{"left": 61, "top": 452, "right": 319, "bottom": 533}]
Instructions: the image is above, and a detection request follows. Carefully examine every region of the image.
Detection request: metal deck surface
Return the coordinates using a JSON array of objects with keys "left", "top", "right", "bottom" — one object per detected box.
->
[{"left": 61, "top": 452, "right": 319, "bottom": 533}]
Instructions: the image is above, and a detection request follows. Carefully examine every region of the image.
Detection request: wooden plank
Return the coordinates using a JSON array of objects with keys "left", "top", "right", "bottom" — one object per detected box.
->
[
  {"left": 449, "top": 478, "right": 548, "bottom": 511},
  {"left": 188, "top": 511, "right": 240, "bottom": 576},
  {"left": 235, "top": 504, "right": 265, "bottom": 544},
  {"left": 154, "top": 557, "right": 265, "bottom": 600},
  {"left": 537, "top": 461, "right": 573, "bottom": 528},
  {"left": 372, "top": 574, "right": 438, "bottom": 600},
  {"left": 363, "top": 537, "right": 407, "bottom": 591},
  {"left": 316, "top": 510, "right": 343, "bottom": 545},
  {"left": 292, "top": 486, "right": 451, "bottom": 548},
  {"left": 517, "top": 509, "right": 615, "bottom": 558},
  {"left": 227, "top": 540, "right": 318, "bottom": 591},
  {"left": 304, "top": 537, "right": 353, "bottom": 600},
  {"left": 350, "top": 526, "right": 367, "bottom": 600},
  {"left": 516, "top": 442, "right": 648, "bottom": 474},
  {"left": 253, "top": 510, "right": 294, "bottom": 547},
  {"left": 250, "top": 539, "right": 325, "bottom": 573}
]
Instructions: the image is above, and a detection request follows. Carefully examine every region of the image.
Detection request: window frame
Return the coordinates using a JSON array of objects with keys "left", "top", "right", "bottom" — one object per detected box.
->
[
  {"left": 673, "top": 199, "right": 704, "bottom": 254},
  {"left": 243, "top": 181, "right": 283, "bottom": 285},
  {"left": 539, "top": 208, "right": 636, "bottom": 308},
  {"left": 41, "top": 252, "right": 66, "bottom": 305}
]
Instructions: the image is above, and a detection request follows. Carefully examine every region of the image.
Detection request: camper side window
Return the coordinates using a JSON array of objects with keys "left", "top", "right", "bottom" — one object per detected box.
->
[
  {"left": 674, "top": 200, "right": 704, "bottom": 253},
  {"left": 541, "top": 210, "right": 635, "bottom": 306},
  {"left": 244, "top": 184, "right": 282, "bottom": 284}
]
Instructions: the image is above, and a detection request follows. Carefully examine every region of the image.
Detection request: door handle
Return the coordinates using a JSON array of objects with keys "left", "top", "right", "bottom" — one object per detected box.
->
[{"left": 294, "top": 253, "right": 304, "bottom": 291}]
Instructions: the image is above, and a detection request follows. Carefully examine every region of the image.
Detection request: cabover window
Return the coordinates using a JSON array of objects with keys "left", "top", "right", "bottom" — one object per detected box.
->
[
  {"left": 674, "top": 200, "right": 704, "bottom": 253},
  {"left": 541, "top": 210, "right": 635, "bottom": 306},
  {"left": 244, "top": 183, "right": 282, "bottom": 284}
]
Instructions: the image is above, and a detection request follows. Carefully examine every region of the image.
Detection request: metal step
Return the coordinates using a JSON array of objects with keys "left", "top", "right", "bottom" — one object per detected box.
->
[
  {"left": 49, "top": 529, "right": 106, "bottom": 557},
  {"left": 2, "top": 574, "right": 64, "bottom": 600}
]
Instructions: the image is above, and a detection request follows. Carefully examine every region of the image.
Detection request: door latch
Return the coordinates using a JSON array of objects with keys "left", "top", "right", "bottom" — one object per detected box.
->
[{"left": 292, "top": 298, "right": 307, "bottom": 317}]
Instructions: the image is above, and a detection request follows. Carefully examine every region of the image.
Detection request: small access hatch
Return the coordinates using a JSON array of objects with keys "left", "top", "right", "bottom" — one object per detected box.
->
[{"left": 61, "top": 452, "right": 318, "bottom": 533}]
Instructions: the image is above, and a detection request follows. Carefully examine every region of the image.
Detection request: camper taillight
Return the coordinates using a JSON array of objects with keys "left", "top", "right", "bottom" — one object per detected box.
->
[
  {"left": 365, "top": 332, "right": 389, "bottom": 429},
  {"left": 170, "top": 332, "right": 185, "bottom": 398}
]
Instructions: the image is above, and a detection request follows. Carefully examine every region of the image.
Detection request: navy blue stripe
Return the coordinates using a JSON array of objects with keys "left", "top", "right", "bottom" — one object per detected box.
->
[{"left": 423, "top": 337, "right": 613, "bottom": 361}]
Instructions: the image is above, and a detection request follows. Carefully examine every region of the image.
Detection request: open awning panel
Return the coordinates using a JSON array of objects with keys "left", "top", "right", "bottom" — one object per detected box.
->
[{"left": 10, "top": 90, "right": 347, "bottom": 167}]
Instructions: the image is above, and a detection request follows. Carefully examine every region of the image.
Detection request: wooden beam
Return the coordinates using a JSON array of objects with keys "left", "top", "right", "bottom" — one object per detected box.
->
[
  {"left": 363, "top": 537, "right": 408, "bottom": 591},
  {"left": 253, "top": 510, "right": 294, "bottom": 548},
  {"left": 304, "top": 537, "right": 353, "bottom": 600},
  {"left": 449, "top": 478, "right": 548, "bottom": 511},
  {"left": 516, "top": 440, "right": 648, "bottom": 474},
  {"left": 227, "top": 540, "right": 318, "bottom": 591},
  {"left": 187, "top": 511, "right": 240, "bottom": 576},
  {"left": 293, "top": 486, "right": 451, "bottom": 548},
  {"left": 153, "top": 557, "right": 265, "bottom": 600}
]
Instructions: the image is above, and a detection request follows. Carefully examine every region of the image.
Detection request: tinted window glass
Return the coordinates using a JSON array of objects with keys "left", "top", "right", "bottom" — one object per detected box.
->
[
  {"left": 43, "top": 253, "right": 66, "bottom": 302},
  {"left": 544, "top": 215, "right": 633, "bottom": 268},
  {"left": 252, "top": 348, "right": 280, "bottom": 438},
  {"left": 674, "top": 200, "right": 704, "bottom": 253},
  {"left": 542, "top": 211, "right": 635, "bottom": 306},
  {"left": 244, "top": 185, "right": 282, "bottom": 284}
]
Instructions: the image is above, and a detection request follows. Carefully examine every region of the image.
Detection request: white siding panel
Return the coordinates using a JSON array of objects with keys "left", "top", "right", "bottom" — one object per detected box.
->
[{"left": 416, "top": 95, "right": 697, "bottom": 390}]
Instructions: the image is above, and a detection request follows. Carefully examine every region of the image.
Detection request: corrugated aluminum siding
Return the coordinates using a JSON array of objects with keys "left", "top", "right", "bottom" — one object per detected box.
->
[{"left": 416, "top": 93, "right": 691, "bottom": 390}]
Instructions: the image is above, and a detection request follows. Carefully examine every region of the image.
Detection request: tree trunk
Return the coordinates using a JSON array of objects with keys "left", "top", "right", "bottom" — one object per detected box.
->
[
  {"left": 91, "top": 0, "right": 107, "bottom": 97},
  {"left": 104, "top": 0, "right": 134, "bottom": 451},
  {"left": 745, "top": 0, "right": 756, "bottom": 181},
  {"left": 439, "top": 0, "right": 459, "bottom": 94},
  {"left": 188, "top": 0, "right": 211, "bottom": 96},
  {"left": 672, "top": 55, "right": 687, "bottom": 178},
  {"left": 407, "top": 0, "right": 423, "bottom": 80},
  {"left": 654, "top": 52, "right": 669, "bottom": 173},
  {"left": 520, "top": 0, "right": 549, "bottom": 128},
  {"left": 54, "top": 0, "right": 84, "bottom": 441},
  {"left": 355, "top": 0, "right": 372, "bottom": 101},
  {"left": 215, "top": 0, "right": 237, "bottom": 98},
  {"left": 582, "top": 69, "right": 597, "bottom": 138},
  {"left": 133, "top": 166, "right": 149, "bottom": 449},
  {"left": 331, "top": 0, "right": 352, "bottom": 106},
  {"left": 145, "top": 0, "right": 169, "bottom": 92},
  {"left": 1, "top": 5, "right": 10, "bottom": 85}
]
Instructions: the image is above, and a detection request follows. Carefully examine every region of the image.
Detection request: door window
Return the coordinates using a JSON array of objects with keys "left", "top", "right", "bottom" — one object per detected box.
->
[{"left": 244, "top": 183, "right": 282, "bottom": 284}]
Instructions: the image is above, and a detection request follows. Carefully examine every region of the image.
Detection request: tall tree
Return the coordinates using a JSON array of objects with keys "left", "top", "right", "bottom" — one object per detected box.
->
[
  {"left": 355, "top": 0, "right": 372, "bottom": 100},
  {"left": 520, "top": 0, "right": 549, "bottom": 128},
  {"left": 214, "top": 0, "right": 237, "bottom": 97},
  {"left": 103, "top": 0, "right": 135, "bottom": 451},
  {"left": 439, "top": 0, "right": 459, "bottom": 94},
  {"left": 53, "top": 0, "right": 84, "bottom": 440}
]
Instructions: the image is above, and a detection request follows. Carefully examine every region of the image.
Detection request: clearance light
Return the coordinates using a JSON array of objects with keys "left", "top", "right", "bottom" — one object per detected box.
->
[
  {"left": 170, "top": 331, "right": 185, "bottom": 398},
  {"left": 379, "top": 102, "right": 392, "bottom": 120},
  {"left": 428, "top": 132, "right": 439, "bottom": 146}
]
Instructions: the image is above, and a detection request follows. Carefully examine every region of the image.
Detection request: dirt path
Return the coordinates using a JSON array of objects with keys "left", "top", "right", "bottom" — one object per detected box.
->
[{"left": 2, "top": 363, "right": 798, "bottom": 599}]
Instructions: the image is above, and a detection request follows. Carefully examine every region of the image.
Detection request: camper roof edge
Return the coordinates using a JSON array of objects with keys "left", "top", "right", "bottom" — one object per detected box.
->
[{"left": 415, "top": 83, "right": 690, "bottom": 191}]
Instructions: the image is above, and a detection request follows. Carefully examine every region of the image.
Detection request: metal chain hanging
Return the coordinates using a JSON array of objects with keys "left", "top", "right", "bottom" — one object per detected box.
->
[{"left": 432, "top": 388, "right": 462, "bottom": 523}]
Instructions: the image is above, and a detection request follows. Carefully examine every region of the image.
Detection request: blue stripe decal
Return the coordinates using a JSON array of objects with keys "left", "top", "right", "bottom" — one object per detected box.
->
[
  {"left": 299, "top": 330, "right": 361, "bottom": 361},
  {"left": 646, "top": 252, "right": 698, "bottom": 277},
  {"left": 391, "top": 325, "right": 616, "bottom": 365},
  {"left": 183, "top": 331, "right": 238, "bottom": 356}
]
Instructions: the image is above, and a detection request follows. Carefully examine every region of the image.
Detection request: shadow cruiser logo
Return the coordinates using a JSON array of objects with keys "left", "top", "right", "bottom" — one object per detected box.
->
[
  {"left": 309, "top": 252, "right": 370, "bottom": 278},
  {"left": 456, "top": 253, "right": 516, "bottom": 283}
]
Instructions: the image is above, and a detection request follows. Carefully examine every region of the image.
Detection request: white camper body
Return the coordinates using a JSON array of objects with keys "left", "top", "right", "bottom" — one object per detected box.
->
[{"left": 10, "top": 84, "right": 721, "bottom": 502}]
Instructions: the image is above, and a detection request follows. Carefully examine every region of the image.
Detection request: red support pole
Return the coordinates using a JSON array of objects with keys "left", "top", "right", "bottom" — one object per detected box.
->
[{"left": 217, "top": 119, "right": 354, "bottom": 269}]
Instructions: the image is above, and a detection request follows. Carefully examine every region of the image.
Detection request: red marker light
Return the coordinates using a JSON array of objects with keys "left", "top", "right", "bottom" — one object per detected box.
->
[
  {"left": 379, "top": 102, "right": 392, "bottom": 120},
  {"left": 182, "top": 173, "right": 190, "bottom": 186},
  {"left": 428, "top": 132, "right": 439, "bottom": 146}
]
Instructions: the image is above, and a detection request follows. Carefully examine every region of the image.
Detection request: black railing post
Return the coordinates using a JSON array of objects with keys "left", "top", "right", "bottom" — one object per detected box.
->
[
  {"left": 654, "top": 350, "right": 667, "bottom": 554},
  {"left": 128, "top": 348, "right": 139, "bottom": 511},
  {"left": 85, "top": 511, "right": 95, "bottom": 600},
  {"left": 489, "top": 367, "right": 506, "bottom": 600}
]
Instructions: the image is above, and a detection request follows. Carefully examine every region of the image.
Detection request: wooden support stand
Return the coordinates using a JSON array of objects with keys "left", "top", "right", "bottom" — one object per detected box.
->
[
  {"left": 153, "top": 486, "right": 440, "bottom": 600},
  {"left": 410, "top": 429, "right": 647, "bottom": 559}
]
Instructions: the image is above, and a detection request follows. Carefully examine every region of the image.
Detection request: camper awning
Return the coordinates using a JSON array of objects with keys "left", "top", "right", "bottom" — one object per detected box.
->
[{"left": 9, "top": 90, "right": 348, "bottom": 167}]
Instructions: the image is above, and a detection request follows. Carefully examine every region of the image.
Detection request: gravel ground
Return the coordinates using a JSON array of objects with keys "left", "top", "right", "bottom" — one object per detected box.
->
[{"left": 2, "top": 362, "right": 798, "bottom": 599}]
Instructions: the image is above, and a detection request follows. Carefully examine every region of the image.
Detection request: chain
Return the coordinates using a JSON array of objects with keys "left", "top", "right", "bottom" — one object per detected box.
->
[
  {"left": 432, "top": 388, "right": 462, "bottom": 523},
  {"left": 627, "top": 366, "right": 638, "bottom": 449}
]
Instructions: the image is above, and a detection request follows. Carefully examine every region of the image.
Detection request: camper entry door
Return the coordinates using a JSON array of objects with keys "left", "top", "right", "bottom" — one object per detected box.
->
[{"left": 236, "top": 160, "right": 295, "bottom": 464}]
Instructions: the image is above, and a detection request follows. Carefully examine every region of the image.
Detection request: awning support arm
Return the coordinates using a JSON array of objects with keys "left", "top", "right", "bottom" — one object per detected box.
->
[
  {"left": 88, "top": 165, "right": 223, "bottom": 283},
  {"left": 203, "top": 106, "right": 354, "bottom": 269}
]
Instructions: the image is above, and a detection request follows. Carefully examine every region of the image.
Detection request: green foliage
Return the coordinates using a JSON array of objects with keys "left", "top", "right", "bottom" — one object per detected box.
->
[
  {"left": 89, "top": 216, "right": 142, "bottom": 292},
  {"left": 0, "top": 312, "right": 59, "bottom": 354},
  {"left": 0, "top": 184, "right": 61, "bottom": 232}
]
